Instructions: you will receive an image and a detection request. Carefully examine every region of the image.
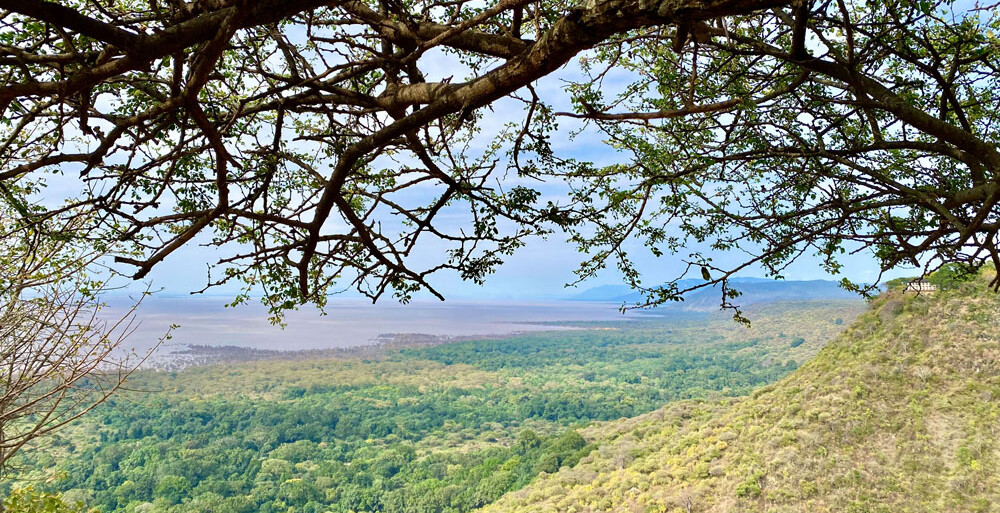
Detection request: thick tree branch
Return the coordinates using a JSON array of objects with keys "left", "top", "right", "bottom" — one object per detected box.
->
[{"left": 0, "top": 0, "right": 140, "bottom": 49}]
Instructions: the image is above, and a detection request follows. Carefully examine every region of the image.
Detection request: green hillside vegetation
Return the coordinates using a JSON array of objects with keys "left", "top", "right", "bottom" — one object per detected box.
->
[
  {"left": 883, "top": 262, "right": 977, "bottom": 291},
  {"left": 483, "top": 275, "right": 1000, "bottom": 512},
  {"left": 4, "top": 301, "right": 862, "bottom": 513}
]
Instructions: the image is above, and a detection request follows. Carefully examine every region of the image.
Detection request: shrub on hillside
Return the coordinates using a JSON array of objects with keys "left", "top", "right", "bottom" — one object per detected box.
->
[
  {"left": 927, "top": 263, "right": 976, "bottom": 290},
  {"left": 3, "top": 487, "right": 94, "bottom": 513}
]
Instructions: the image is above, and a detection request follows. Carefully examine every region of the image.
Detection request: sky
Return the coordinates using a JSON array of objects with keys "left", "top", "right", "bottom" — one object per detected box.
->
[
  {"left": 65, "top": 28, "right": 911, "bottom": 302},
  {"left": 134, "top": 227, "right": 892, "bottom": 301},
  {"left": 126, "top": 56, "right": 899, "bottom": 303}
]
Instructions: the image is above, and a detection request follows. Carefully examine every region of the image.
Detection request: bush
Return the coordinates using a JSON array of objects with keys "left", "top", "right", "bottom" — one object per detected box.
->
[
  {"left": 735, "top": 472, "right": 764, "bottom": 498},
  {"left": 927, "top": 263, "right": 976, "bottom": 290},
  {"left": 3, "top": 487, "right": 94, "bottom": 513}
]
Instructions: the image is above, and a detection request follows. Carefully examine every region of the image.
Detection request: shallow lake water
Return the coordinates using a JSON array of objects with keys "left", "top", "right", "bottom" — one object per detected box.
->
[{"left": 100, "top": 296, "right": 640, "bottom": 358}]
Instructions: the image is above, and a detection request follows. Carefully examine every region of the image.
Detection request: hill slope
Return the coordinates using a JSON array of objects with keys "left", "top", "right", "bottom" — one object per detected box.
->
[{"left": 485, "top": 280, "right": 1000, "bottom": 512}]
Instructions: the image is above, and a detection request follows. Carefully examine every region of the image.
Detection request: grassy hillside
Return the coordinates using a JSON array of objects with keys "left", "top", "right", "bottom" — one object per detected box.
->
[{"left": 483, "top": 278, "right": 1000, "bottom": 512}]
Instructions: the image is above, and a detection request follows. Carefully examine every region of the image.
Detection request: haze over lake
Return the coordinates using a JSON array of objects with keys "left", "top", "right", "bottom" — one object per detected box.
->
[{"left": 108, "top": 296, "right": 640, "bottom": 356}]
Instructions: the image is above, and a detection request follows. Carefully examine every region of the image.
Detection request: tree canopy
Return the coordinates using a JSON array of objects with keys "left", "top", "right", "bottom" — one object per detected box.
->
[{"left": 2, "top": 0, "right": 999, "bottom": 311}]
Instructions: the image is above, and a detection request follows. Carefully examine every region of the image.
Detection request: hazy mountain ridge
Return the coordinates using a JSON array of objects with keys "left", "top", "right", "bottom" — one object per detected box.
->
[
  {"left": 485, "top": 277, "right": 1000, "bottom": 512},
  {"left": 572, "top": 279, "right": 858, "bottom": 310}
]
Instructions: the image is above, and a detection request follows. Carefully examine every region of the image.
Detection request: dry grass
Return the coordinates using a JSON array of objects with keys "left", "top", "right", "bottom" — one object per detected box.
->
[{"left": 483, "top": 279, "right": 1000, "bottom": 513}]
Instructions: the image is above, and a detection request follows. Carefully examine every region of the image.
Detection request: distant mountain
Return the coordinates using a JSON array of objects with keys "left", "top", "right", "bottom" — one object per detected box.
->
[
  {"left": 571, "top": 278, "right": 857, "bottom": 310},
  {"left": 486, "top": 275, "right": 1000, "bottom": 512},
  {"left": 568, "top": 284, "right": 636, "bottom": 301}
]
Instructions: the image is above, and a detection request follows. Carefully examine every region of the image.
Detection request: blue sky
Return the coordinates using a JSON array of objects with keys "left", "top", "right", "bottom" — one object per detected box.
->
[
  {"left": 105, "top": 41, "right": 908, "bottom": 301},
  {"left": 135, "top": 228, "right": 893, "bottom": 301}
]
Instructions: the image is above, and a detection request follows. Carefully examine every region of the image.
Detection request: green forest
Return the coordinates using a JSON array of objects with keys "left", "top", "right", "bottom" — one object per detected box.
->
[{"left": 6, "top": 301, "right": 861, "bottom": 513}]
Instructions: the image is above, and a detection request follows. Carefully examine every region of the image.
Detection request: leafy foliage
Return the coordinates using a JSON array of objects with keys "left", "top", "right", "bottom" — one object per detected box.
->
[
  {"left": 2, "top": 487, "right": 93, "bottom": 513},
  {"left": 927, "top": 263, "right": 976, "bottom": 290}
]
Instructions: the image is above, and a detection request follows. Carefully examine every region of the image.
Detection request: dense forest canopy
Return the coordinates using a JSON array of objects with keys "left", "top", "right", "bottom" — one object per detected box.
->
[{"left": 1, "top": 0, "right": 999, "bottom": 311}]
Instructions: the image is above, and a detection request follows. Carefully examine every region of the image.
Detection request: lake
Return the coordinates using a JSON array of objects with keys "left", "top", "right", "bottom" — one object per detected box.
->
[{"left": 102, "top": 296, "right": 640, "bottom": 359}]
